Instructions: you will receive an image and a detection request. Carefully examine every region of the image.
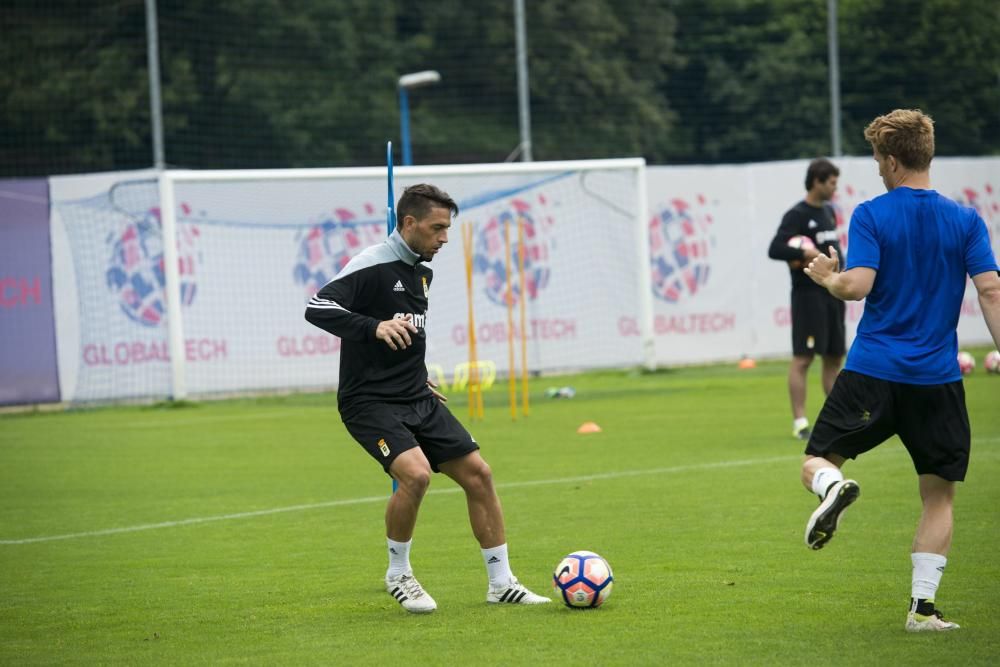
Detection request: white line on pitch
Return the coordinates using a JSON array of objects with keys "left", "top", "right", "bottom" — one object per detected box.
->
[
  {"left": 5, "top": 441, "right": 999, "bottom": 546},
  {"left": 0, "top": 454, "right": 799, "bottom": 545},
  {"left": 119, "top": 410, "right": 318, "bottom": 428}
]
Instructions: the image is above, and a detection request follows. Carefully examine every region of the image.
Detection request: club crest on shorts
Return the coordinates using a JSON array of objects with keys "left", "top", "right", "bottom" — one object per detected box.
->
[{"left": 377, "top": 438, "right": 390, "bottom": 457}]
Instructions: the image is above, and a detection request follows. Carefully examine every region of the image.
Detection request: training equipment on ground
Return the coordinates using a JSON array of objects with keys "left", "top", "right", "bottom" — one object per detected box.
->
[
  {"left": 984, "top": 350, "right": 1000, "bottom": 374},
  {"left": 786, "top": 235, "right": 815, "bottom": 250},
  {"left": 957, "top": 351, "right": 975, "bottom": 375},
  {"left": 553, "top": 551, "right": 613, "bottom": 608}
]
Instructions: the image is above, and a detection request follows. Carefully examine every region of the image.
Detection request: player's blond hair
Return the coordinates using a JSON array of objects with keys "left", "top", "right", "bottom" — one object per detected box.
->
[{"left": 863, "top": 109, "right": 935, "bottom": 171}]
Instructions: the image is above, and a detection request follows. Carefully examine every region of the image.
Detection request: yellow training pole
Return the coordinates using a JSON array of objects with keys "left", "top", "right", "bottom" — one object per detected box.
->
[
  {"left": 517, "top": 216, "right": 530, "bottom": 417},
  {"left": 462, "top": 223, "right": 484, "bottom": 419},
  {"left": 503, "top": 218, "right": 517, "bottom": 421}
]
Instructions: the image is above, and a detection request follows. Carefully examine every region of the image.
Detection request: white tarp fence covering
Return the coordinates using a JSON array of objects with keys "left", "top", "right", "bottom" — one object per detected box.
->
[{"left": 48, "top": 157, "right": 1000, "bottom": 402}]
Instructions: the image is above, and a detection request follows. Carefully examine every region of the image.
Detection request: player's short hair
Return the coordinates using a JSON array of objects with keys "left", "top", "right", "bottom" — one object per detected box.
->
[
  {"left": 805, "top": 158, "right": 840, "bottom": 190},
  {"left": 863, "top": 109, "right": 935, "bottom": 171},
  {"left": 397, "top": 184, "right": 459, "bottom": 223}
]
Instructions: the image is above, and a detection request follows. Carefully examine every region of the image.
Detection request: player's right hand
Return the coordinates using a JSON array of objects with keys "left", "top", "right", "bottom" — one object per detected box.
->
[{"left": 376, "top": 316, "right": 418, "bottom": 351}]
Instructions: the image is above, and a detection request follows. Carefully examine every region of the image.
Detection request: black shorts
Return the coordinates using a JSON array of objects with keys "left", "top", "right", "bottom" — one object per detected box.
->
[
  {"left": 341, "top": 397, "right": 479, "bottom": 475},
  {"left": 805, "top": 370, "right": 971, "bottom": 481},
  {"left": 791, "top": 288, "right": 846, "bottom": 356}
]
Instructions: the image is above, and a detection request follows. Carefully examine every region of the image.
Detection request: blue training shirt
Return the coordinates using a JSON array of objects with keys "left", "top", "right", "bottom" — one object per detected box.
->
[{"left": 844, "top": 187, "right": 999, "bottom": 384}]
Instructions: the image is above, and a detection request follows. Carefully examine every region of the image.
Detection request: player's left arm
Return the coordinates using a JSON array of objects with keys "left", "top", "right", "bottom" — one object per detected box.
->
[
  {"left": 804, "top": 247, "right": 875, "bottom": 301},
  {"left": 973, "top": 271, "right": 1000, "bottom": 350},
  {"left": 966, "top": 211, "right": 1000, "bottom": 349},
  {"left": 807, "top": 203, "right": 877, "bottom": 300}
]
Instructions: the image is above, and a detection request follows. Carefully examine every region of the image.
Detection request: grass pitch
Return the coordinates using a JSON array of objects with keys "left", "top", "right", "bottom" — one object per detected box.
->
[{"left": 2, "top": 354, "right": 999, "bottom": 665}]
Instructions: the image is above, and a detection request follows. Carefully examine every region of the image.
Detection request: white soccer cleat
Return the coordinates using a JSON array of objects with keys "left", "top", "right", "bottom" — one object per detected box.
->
[
  {"left": 805, "top": 479, "right": 860, "bottom": 549},
  {"left": 906, "top": 609, "right": 960, "bottom": 632},
  {"left": 385, "top": 573, "right": 437, "bottom": 613},
  {"left": 486, "top": 577, "right": 551, "bottom": 605}
]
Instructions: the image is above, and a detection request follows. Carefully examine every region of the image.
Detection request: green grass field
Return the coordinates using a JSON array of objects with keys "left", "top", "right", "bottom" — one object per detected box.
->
[{"left": 2, "top": 354, "right": 999, "bottom": 665}]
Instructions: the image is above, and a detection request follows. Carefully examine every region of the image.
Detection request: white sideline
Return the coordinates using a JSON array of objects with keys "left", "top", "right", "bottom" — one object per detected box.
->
[
  {"left": 0, "top": 454, "right": 798, "bottom": 545},
  {"left": 7, "top": 441, "right": 999, "bottom": 546}
]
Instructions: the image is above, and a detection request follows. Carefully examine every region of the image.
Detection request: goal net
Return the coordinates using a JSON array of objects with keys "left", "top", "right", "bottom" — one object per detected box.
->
[{"left": 55, "top": 159, "right": 651, "bottom": 402}]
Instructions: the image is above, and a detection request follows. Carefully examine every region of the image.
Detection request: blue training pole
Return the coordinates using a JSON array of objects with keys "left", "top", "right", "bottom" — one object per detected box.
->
[{"left": 387, "top": 141, "right": 398, "bottom": 494}]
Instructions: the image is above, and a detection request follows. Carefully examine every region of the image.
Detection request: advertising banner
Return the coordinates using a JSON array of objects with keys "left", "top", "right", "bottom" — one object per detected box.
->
[
  {"left": 0, "top": 179, "right": 60, "bottom": 405},
  {"left": 37, "top": 157, "right": 1000, "bottom": 404}
]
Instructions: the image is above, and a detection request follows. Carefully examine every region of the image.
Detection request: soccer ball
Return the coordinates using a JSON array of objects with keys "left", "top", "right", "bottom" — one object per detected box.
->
[
  {"left": 957, "top": 351, "right": 975, "bottom": 375},
  {"left": 984, "top": 350, "right": 1000, "bottom": 374},
  {"left": 552, "top": 550, "right": 613, "bottom": 608},
  {"left": 787, "top": 235, "right": 816, "bottom": 250}
]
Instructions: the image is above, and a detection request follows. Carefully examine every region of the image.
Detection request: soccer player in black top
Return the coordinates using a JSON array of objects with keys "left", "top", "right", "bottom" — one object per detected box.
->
[
  {"left": 305, "top": 184, "right": 549, "bottom": 613},
  {"left": 768, "top": 159, "right": 845, "bottom": 441}
]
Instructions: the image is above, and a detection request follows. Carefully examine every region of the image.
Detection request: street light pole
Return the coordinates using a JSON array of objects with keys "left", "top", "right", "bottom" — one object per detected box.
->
[
  {"left": 398, "top": 70, "right": 441, "bottom": 166},
  {"left": 513, "top": 0, "right": 532, "bottom": 161},
  {"left": 827, "top": 0, "right": 842, "bottom": 157}
]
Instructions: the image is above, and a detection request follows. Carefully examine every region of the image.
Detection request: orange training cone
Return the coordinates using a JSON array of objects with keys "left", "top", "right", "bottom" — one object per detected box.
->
[{"left": 577, "top": 421, "right": 602, "bottom": 434}]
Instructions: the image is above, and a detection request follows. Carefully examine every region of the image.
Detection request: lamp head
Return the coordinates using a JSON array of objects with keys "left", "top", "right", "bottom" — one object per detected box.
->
[{"left": 398, "top": 70, "right": 441, "bottom": 89}]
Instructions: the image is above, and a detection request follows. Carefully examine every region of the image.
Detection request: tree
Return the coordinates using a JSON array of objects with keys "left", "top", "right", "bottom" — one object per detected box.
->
[
  {"left": 839, "top": 0, "right": 1000, "bottom": 156},
  {"left": 0, "top": 0, "right": 153, "bottom": 175},
  {"left": 527, "top": 0, "right": 681, "bottom": 161},
  {"left": 664, "top": 0, "right": 833, "bottom": 163}
]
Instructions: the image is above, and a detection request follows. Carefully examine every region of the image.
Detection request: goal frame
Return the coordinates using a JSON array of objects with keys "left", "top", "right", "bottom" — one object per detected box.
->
[{"left": 157, "top": 158, "right": 654, "bottom": 400}]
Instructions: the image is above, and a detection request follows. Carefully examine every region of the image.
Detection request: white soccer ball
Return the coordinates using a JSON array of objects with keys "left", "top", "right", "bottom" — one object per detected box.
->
[
  {"left": 984, "top": 350, "right": 1000, "bottom": 374},
  {"left": 553, "top": 550, "right": 614, "bottom": 608},
  {"left": 787, "top": 235, "right": 816, "bottom": 250},
  {"left": 957, "top": 350, "right": 975, "bottom": 375}
]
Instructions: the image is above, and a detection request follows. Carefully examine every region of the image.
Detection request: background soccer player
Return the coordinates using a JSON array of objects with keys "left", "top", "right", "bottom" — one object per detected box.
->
[
  {"left": 801, "top": 109, "right": 1000, "bottom": 632},
  {"left": 305, "top": 183, "right": 550, "bottom": 613},
  {"left": 768, "top": 158, "right": 845, "bottom": 440}
]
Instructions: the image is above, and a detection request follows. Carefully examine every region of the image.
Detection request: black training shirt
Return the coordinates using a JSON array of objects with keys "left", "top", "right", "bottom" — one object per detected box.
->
[
  {"left": 305, "top": 230, "right": 433, "bottom": 417},
  {"left": 767, "top": 200, "right": 842, "bottom": 290}
]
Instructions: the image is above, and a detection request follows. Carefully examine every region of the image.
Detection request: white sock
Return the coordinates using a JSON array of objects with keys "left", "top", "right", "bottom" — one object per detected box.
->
[
  {"left": 482, "top": 543, "right": 514, "bottom": 587},
  {"left": 386, "top": 538, "right": 412, "bottom": 579},
  {"left": 811, "top": 466, "right": 844, "bottom": 499},
  {"left": 793, "top": 417, "right": 809, "bottom": 432},
  {"left": 911, "top": 552, "right": 947, "bottom": 601}
]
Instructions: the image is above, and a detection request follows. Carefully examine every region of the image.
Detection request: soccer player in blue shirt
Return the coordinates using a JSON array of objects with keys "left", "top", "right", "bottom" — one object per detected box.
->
[{"left": 800, "top": 109, "right": 1000, "bottom": 632}]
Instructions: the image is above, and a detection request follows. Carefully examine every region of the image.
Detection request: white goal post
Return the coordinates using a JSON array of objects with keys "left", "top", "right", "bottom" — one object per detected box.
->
[{"left": 156, "top": 158, "right": 653, "bottom": 401}]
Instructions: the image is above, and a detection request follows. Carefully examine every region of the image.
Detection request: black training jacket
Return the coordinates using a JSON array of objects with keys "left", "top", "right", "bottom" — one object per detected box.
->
[{"left": 305, "top": 231, "right": 433, "bottom": 416}]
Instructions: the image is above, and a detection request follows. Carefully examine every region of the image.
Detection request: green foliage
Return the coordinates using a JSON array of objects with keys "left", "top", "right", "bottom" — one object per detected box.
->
[
  {"left": 839, "top": 0, "right": 1000, "bottom": 156},
  {"left": 528, "top": 0, "right": 680, "bottom": 160},
  {"left": 1, "top": 0, "right": 998, "bottom": 176},
  {"left": 2, "top": 355, "right": 999, "bottom": 663}
]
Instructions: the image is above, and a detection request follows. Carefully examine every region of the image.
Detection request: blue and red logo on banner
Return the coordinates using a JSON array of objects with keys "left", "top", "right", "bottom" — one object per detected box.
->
[
  {"left": 105, "top": 205, "right": 200, "bottom": 327},
  {"left": 292, "top": 205, "right": 383, "bottom": 297},
  {"left": 649, "top": 196, "right": 714, "bottom": 304},
  {"left": 474, "top": 196, "right": 552, "bottom": 307}
]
